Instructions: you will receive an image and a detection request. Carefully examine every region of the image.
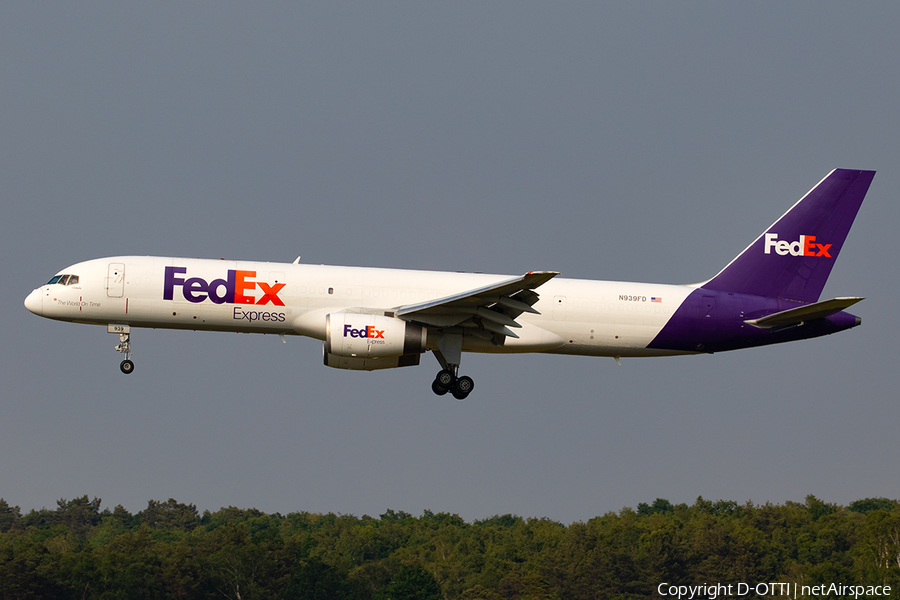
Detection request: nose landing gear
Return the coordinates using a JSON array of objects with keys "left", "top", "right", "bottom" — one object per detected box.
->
[{"left": 109, "top": 324, "right": 135, "bottom": 374}]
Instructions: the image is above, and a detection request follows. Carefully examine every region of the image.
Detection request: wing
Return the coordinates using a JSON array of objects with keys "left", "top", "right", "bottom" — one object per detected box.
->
[{"left": 394, "top": 271, "right": 559, "bottom": 340}]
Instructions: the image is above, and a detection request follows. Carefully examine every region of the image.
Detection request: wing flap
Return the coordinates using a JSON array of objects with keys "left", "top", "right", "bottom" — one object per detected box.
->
[
  {"left": 395, "top": 271, "right": 559, "bottom": 339},
  {"left": 396, "top": 271, "right": 558, "bottom": 317}
]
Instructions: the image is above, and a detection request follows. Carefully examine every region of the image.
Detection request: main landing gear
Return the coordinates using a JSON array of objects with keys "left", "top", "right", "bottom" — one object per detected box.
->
[
  {"left": 110, "top": 324, "right": 135, "bottom": 374},
  {"left": 430, "top": 333, "right": 474, "bottom": 399},
  {"left": 431, "top": 369, "right": 474, "bottom": 400}
]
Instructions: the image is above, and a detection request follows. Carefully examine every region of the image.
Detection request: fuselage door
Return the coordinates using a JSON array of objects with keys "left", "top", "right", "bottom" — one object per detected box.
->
[{"left": 107, "top": 263, "right": 125, "bottom": 298}]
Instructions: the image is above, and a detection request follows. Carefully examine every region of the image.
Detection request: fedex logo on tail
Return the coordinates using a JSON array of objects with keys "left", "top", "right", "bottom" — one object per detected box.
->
[
  {"left": 163, "top": 266, "right": 285, "bottom": 305},
  {"left": 764, "top": 233, "right": 832, "bottom": 257}
]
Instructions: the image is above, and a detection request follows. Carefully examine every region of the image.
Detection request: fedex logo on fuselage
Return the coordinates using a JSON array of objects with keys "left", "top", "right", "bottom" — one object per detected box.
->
[
  {"left": 764, "top": 233, "right": 832, "bottom": 257},
  {"left": 163, "top": 266, "right": 285, "bottom": 305},
  {"left": 343, "top": 324, "right": 385, "bottom": 339}
]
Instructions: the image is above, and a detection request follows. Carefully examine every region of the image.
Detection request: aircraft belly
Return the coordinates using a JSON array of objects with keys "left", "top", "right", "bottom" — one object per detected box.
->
[
  {"left": 462, "top": 320, "right": 565, "bottom": 354},
  {"left": 541, "top": 320, "right": 671, "bottom": 357}
]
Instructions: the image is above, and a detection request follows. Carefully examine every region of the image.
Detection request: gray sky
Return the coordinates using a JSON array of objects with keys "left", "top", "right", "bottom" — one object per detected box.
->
[{"left": 3, "top": 3, "right": 898, "bottom": 523}]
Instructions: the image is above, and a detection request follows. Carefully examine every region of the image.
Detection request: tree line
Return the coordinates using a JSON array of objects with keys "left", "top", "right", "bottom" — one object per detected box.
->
[{"left": 0, "top": 495, "right": 898, "bottom": 599}]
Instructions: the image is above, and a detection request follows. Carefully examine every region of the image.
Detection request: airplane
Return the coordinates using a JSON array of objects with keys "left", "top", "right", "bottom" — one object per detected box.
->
[{"left": 24, "top": 169, "right": 874, "bottom": 399}]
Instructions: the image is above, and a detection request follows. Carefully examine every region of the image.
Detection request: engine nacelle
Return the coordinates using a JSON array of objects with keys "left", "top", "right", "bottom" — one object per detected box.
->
[{"left": 324, "top": 313, "right": 427, "bottom": 371}]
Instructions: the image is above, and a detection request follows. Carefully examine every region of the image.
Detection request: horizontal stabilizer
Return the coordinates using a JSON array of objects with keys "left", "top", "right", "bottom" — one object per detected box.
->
[{"left": 744, "top": 297, "right": 863, "bottom": 329}]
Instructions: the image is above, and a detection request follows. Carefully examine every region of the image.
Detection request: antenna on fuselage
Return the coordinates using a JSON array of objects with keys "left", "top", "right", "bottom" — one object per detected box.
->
[{"left": 292, "top": 256, "right": 301, "bottom": 264}]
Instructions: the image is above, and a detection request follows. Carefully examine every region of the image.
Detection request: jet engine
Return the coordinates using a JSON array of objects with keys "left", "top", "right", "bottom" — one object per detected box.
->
[{"left": 324, "top": 312, "right": 427, "bottom": 371}]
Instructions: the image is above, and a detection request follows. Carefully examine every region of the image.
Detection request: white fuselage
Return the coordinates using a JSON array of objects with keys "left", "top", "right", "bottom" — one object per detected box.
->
[{"left": 25, "top": 256, "right": 698, "bottom": 358}]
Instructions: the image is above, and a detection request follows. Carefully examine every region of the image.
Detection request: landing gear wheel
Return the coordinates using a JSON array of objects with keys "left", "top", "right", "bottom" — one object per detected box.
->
[
  {"left": 451, "top": 375, "right": 473, "bottom": 400},
  {"left": 436, "top": 369, "right": 455, "bottom": 387},
  {"left": 120, "top": 359, "right": 135, "bottom": 374},
  {"left": 431, "top": 380, "right": 449, "bottom": 396},
  {"left": 455, "top": 375, "right": 474, "bottom": 395}
]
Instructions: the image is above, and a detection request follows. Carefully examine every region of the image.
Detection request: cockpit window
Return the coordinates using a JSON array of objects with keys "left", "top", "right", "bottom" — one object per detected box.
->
[{"left": 46, "top": 274, "right": 80, "bottom": 286}]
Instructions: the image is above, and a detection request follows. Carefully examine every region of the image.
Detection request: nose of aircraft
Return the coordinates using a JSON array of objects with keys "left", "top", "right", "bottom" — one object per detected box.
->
[{"left": 24, "top": 288, "right": 43, "bottom": 316}]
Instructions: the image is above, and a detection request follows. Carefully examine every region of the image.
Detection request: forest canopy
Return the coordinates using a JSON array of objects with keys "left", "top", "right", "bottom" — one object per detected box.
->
[{"left": 1, "top": 495, "right": 898, "bottom": 599}]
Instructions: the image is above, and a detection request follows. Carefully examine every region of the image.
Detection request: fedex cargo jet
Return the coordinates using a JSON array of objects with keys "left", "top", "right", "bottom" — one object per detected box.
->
[{"left": 24, "top": 169, "right": 874, "bottom": 399}]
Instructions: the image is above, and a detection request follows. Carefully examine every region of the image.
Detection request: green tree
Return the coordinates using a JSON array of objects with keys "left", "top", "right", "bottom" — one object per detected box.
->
[
  {"left": 138, "top": 498, "right": 201, "bottom": 531},
  {"left": 0, "top": 500, "right": 21, "bottom": 533},
  {"left": 282, "top": 557, "right": 356, "bottom": 600},
  {"left": 850, "top": 498, "right": 899, "bottom": 514},
  {"left": 461, "top": 584, "right": 504, "bottom": 600},
  {"left": 0, "top": 536, "right": 67, "bottom": 600},
  {"left": 857, "top": 510, "right": 900, "bottom": 588},
  {"left": 637, "top": 498, "right": 675, "bottom": 516},
  {"left": 93, "top": 528, "right": 169, "bottom": 599},
  {"left": 203, "top": 523, "right": 281, "bottom": 599},
  {"left": 108, "top": 504, "right": 135, "bottom": 528},
  {"left": 374, "top": 564, "right": 442, "bottom": 600},
  {"left": 805, "top": 495, "right": 837, "bottom": 521},
  {"left": 54, "top": 496, "right": 102, "bottom": 538}
]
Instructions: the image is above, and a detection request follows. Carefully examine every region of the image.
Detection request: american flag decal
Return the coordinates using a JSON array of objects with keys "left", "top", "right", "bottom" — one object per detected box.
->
[{"left": 651, "top": 297, "right": 662, "bottom": 303}]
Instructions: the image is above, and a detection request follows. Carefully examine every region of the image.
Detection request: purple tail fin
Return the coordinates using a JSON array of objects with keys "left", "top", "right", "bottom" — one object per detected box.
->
[{"left": 702, "top": 169, "right": 875, "bottom": 303}]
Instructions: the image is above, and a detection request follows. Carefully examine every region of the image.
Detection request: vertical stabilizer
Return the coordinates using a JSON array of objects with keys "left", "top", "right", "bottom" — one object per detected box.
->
[{"left": 701, "top": 169, "right": 874, "bottom": 303}]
